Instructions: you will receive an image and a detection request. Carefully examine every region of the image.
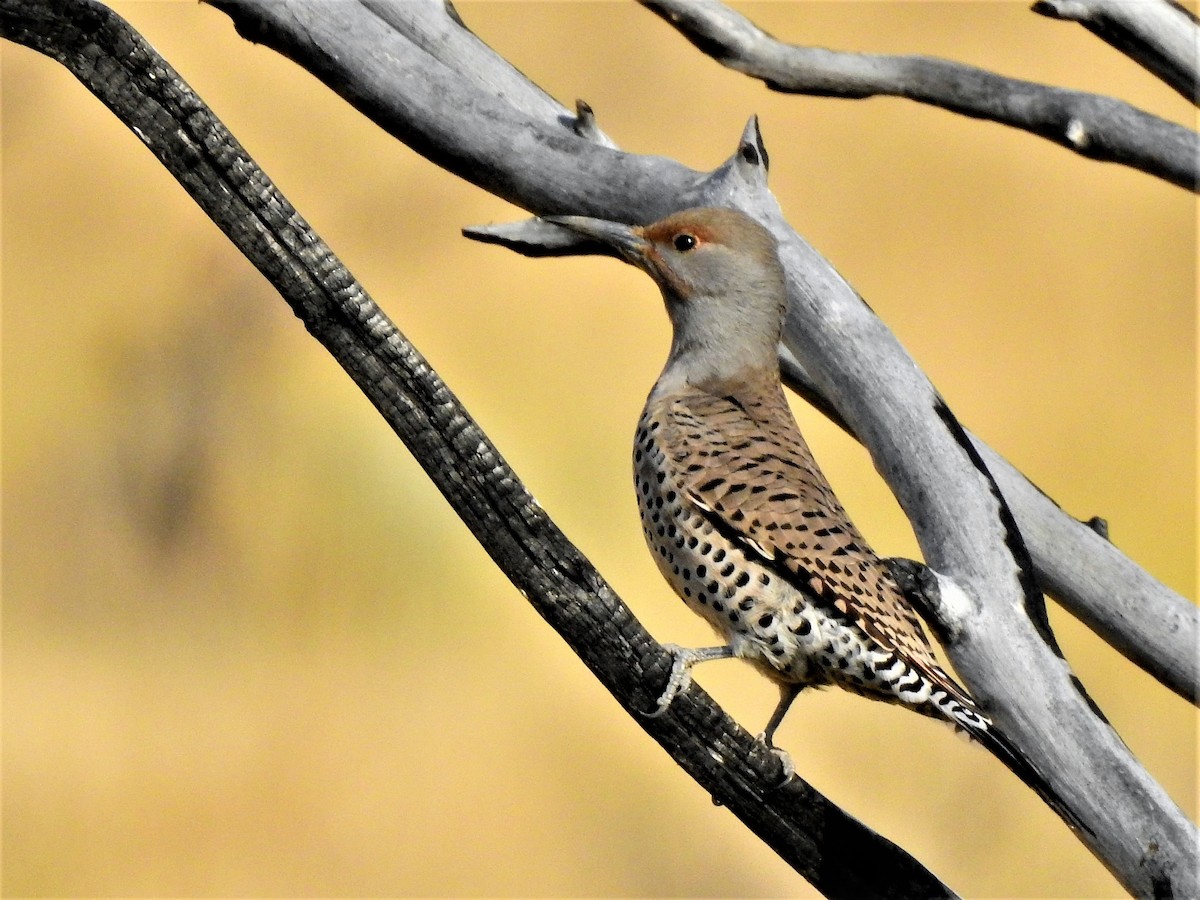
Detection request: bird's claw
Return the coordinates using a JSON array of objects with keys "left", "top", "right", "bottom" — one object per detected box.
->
[
  {"left": 755, "top": 732, "right": 796, "bottom": 788},
  {"left": 642, "top": 644, "right": 735, "bottom": 717},
  {"left": 643, "top": 643, "right": 695, "bottom": 718}
]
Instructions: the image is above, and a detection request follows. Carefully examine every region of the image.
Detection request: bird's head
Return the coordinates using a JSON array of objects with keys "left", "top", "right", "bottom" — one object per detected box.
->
[{"left": 547, "top": 207, "right": 787, "bottom": 387}]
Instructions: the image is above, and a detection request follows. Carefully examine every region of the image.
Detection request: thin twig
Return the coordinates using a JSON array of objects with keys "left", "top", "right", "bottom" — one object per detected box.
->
[{"left": 640, "top": 0, "right": 1199, "bottom": 191}]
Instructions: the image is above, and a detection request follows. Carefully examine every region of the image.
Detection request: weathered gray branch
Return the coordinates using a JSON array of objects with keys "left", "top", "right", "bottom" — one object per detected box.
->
[
  {"left": 639, "top": 0, "right": 1199, "bottom": 191},
  {"left": 1032, "top": 0, "right": 1200, "bottom": 103},
  {"left": 0, "top": 1, "right": 958, "bottom": 896},
  {"left": 758, "top": 202, "right": 1197, "bottom": 898},
  {"left": 361, "top": 0, "right": 617, "bottom": 145}
]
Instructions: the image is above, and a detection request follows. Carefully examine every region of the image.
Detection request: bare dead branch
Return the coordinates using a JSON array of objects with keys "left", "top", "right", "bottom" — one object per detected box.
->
[
  {"left": 972, "top": 442, "right": 1200, "bottom": 703},
  {"left": 1032, "top": 0, "right": 1200, "bottom": 103},
  {"left": 5, "top": 0, "right": 1196, "bottom": 894},
  {"left": 360, "top": 0, "right": 618, "bottom": 145},
  {"left": 639, "top": 0, "right": 1199, "bottom": 191}
]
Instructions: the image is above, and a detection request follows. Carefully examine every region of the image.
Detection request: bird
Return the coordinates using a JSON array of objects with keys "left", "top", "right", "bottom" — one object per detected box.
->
[{"left": 545, "top": 206, "right": 1078, "bottom": 824}]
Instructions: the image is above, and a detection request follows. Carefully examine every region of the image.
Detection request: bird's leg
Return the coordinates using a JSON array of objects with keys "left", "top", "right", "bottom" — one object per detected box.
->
[
  {"left": 643, "top": 644, "right": 734, "bottom": 718},
  {"left": 757, "top": 683, "right": 802, "bottom": 785},
  {"left": 760, "top": 683, "right": 802, "bottom": 748}
]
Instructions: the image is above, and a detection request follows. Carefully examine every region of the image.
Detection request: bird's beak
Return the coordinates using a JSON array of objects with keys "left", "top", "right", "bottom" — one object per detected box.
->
[{"left": 543, "top": 215, "right": 650, "bottom": 265}]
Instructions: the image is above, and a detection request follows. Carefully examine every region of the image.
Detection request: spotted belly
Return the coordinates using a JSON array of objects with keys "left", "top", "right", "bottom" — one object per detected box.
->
[{"left": 634, "top": 419, "right": 936, "bottom": 707}]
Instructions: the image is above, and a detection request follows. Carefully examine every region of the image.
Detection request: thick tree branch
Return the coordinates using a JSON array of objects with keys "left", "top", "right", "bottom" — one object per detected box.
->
[
  {"left": 210, "top": 0, "right": 685, "bottom": 219},
  {"left": 0, "top": 1, "right": 960, "bottom": 896},
  {"left": 639, "top": 0, "right": 1199, "bottom": 191},
  {"left": 972, "top": 443, "right": 1199, "bottom": 702},
  {"left": 1032, "top": 0, "right": 1200, "bottom": 103},
  {"left": 361, "top": 0, "right": 619, "bottom": 146}
]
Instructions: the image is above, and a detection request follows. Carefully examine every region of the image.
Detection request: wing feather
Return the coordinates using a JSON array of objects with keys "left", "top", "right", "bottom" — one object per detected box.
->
[{"left": 658, "top": 385, "right": 955, "bottom": 685}]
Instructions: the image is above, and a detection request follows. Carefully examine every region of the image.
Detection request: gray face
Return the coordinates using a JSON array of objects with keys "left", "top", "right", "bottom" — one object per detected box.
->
[{"left": 550, "top": 207, "right": 788, "bottom": 388}]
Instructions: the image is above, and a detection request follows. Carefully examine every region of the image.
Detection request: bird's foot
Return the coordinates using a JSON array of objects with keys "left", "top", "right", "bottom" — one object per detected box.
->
[
  {"left": 644, "top": 644, "right": 699, "bottom": 718},
  {"left": 643, "top": 644, "right": 733, "bottom": 718},
  {"left": 755, "top": 732, "right": 796, "bottom": 788}
]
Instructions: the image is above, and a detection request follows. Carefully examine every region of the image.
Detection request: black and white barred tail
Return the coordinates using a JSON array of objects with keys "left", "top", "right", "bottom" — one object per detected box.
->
[{"left": 930, "top": 685, "right": 1090, "bottom": 837}]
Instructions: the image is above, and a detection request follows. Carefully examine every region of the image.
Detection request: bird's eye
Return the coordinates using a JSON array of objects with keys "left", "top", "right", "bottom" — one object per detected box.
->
[{"left": 673, "top": 233, "right": 697, "bottom": 252}]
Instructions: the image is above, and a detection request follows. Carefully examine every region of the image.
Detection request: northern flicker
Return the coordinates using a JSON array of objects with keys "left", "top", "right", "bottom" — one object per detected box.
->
[{"left": 547, "top": 206, "right": 1074, "bottom": 819}]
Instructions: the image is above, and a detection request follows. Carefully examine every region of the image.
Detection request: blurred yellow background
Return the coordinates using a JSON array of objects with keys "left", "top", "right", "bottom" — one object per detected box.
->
[{"left": 3, "top": 2, "right": 1195, "bottom": 897}]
